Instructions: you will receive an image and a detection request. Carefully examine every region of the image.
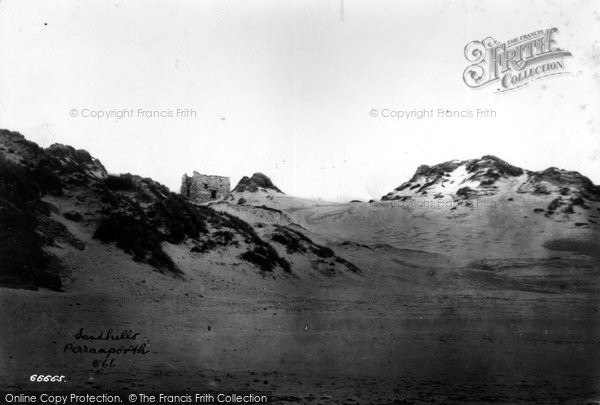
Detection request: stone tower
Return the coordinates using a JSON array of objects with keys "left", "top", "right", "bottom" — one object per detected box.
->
[{"left": 180, "top": 171, "right": 230, "bottom": 203}]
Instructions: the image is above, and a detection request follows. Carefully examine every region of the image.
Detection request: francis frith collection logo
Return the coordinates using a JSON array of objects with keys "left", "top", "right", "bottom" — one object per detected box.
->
[{"left": 463, "top": 28, "right": 572, "bottom": 92}]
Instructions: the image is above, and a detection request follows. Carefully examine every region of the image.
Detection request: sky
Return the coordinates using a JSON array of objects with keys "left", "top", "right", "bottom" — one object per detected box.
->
[{"left": 1, "top": 0, "right": 599, "bottom": 201}]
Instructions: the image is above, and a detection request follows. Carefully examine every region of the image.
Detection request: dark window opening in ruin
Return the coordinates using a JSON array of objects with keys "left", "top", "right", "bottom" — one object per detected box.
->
[
  {"left": 204, "top": 183, "right": 208, "bottom": 189},
  {"left": 210, "top": 190, "right": 217, "bottom": 199}
]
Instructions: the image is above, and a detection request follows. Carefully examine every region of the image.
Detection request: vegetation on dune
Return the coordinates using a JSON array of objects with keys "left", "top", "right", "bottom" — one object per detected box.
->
[
  {"left": 191, "top": 230, "right": 237, "bottom": 253},
  {"left": 214, "top": 211, "right": 291, "bottom": 273},
  {"left": 94, "top": 174, "right": 291, "bottom": 274},
  {"left": 270, "top": 225, "right": 359, "bottom": 274},
  {"left": 0, "top": 155, "right": 62, "bottom": 290},
  {"left": 456, "top": 186, "right": 476, "bottom": 199},
  {"left": 94, "top": 174, "right": 209, "bottom": 274},
  {"left": 232, "top": 172, "right": 284, "bottom": 194},
  {"left": 466, "top": 155, "right": 524, "bottom": 177},
  {"left": 0, "top": 131, "right": 296, "bottom": 289},
  {"left": 93, "top": 211, "right": 179, "bottom": 273},
  {"left": 240, "top": 245, "right": 291, "bottom": 273},
  {"left": 271, "top": 225, "right": 333, "bottom": 258},
  {"left": 104, "top": 173, "right": 138, "bottom": 191}
]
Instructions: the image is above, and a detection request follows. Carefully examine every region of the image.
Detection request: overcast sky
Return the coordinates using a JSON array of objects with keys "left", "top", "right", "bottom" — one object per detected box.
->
[{"left": 1, "top": 0, "right": 599, "bottom": 201}]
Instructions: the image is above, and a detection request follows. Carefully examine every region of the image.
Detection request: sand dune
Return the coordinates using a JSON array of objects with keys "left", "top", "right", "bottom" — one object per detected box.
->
[{"left": 2, "top": 136, "right": 600, "bottom": 403}]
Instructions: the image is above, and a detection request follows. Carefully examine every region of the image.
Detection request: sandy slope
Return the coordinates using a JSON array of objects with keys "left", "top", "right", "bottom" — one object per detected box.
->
[
  {"left": 2, "top": 176, "right": 600, "bottom": 403},
  {"left": 2, "top": 255, "right": 600, "bottom": 404},
  {"left": 3, "top": 133, "right": 600, "bottom": 403},
  {"left": 2, "top": 191, "right": 600, "bottom": 404},
  {"left": 286, "top": 198, "right": 595, "bottom": 264}
]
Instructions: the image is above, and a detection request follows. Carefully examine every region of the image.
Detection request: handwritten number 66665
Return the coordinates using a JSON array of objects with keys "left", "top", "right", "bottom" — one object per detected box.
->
[{"left": 30, "top": 375, "right": 66, "bottom": 382}]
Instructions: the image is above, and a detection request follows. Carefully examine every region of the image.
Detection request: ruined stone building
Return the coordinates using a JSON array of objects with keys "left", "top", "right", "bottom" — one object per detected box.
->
[{"left": 180, "top": 172, "right": 230, "bottom": 203}]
